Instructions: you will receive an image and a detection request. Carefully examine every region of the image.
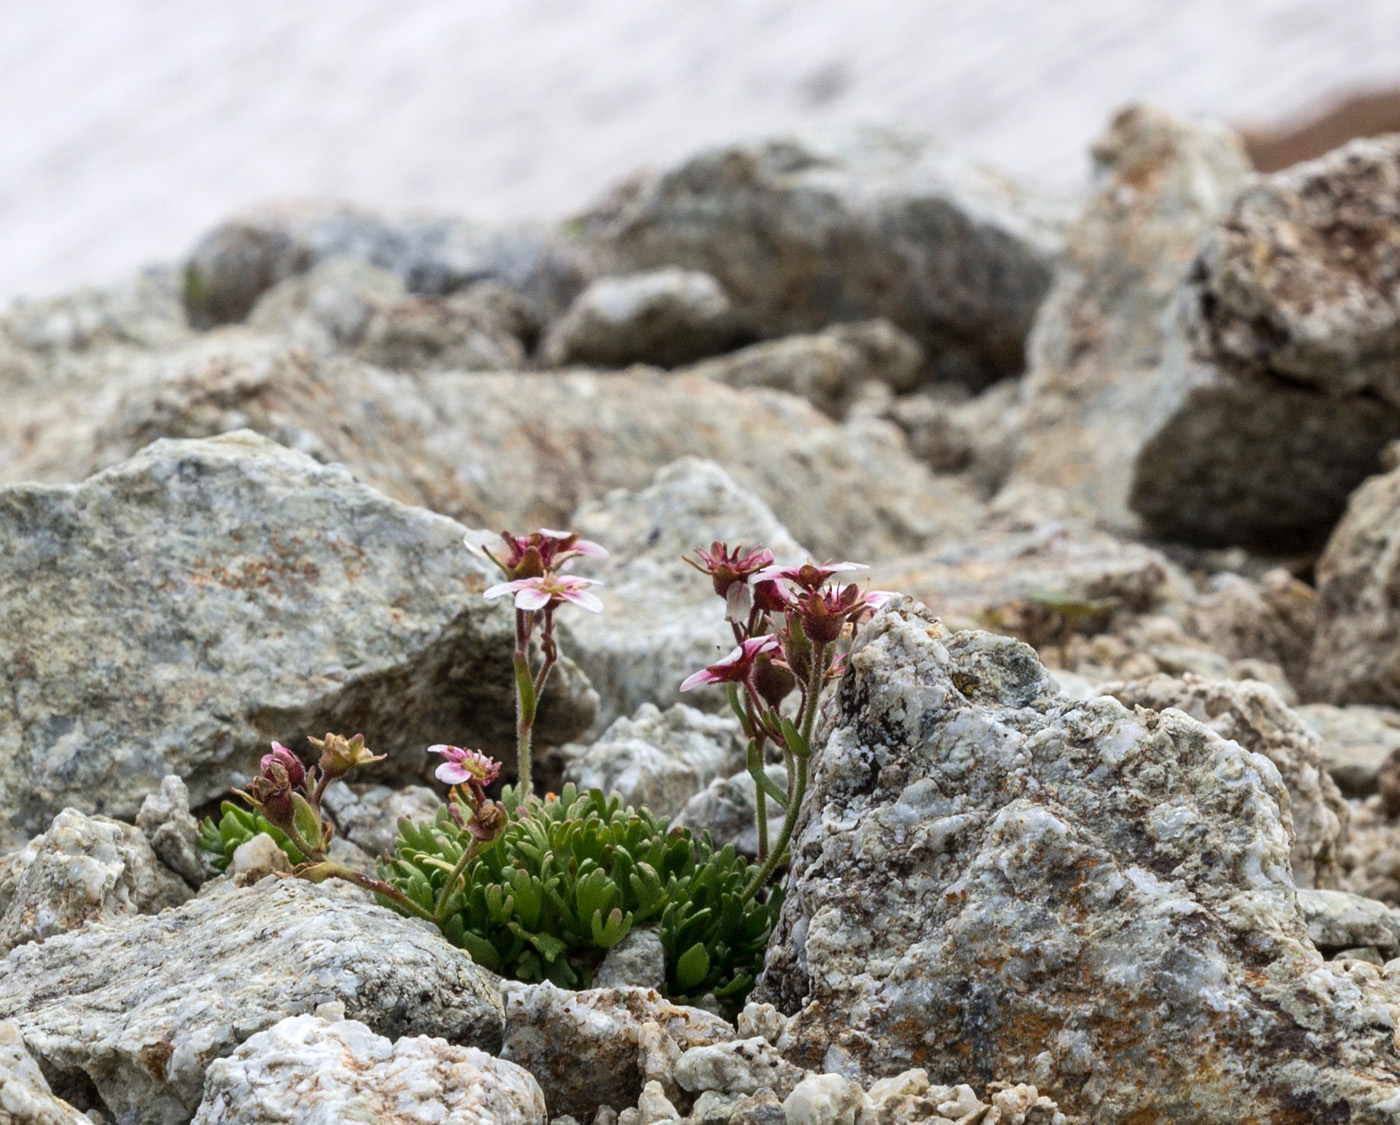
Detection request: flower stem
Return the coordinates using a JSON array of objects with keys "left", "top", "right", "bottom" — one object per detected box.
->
[
  {"left": 435, "top": 836, "right": 485, "bottom": 922},
  {"left": 514, "top": 649, "right": 536, "bottom": 800},
  {"left": 297, "top": 862, "right": 440, "bottom": 924},
  {"left": 742, "top": 754, "right": 807, "bottom": 902}
]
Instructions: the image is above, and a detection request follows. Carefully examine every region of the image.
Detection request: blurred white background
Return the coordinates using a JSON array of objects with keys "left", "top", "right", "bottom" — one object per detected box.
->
[{"left": 4, "top": 0, "right": 1400, "bottom": 302}]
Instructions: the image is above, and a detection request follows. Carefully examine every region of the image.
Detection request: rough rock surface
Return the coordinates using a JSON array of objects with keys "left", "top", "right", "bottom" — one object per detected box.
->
[
  {"left": 1299, "top": 703, "right": 1400, "bottom": 798},
  {"left": 593, "top": 928, "right": 667, "bottom": 992},
  {"left": 355, "top": 283, "right": 536, "bottom": 372},
  {"left": 500, "top": 983, "right": 733, "bottom": 1120},
  {"left": 0, "top": 430, "right": 594, "bottom": 840},
  {"left": 0, "top": 808, "right": 191, "bottom": 955},
  {"left": 681, "top": 321, "right": 923, "bottom": 419},
  {"left": 568, "top": 458, "right": 806, "bottom": 729},
  {"left": 244, "top": 256, "right": 408, "bottom": 352},
  {"left": 1100, "top": 674, "right": 1349, "bottom": 889},
  {"left": 321, "top": 781, "right": 442, "bottom": 860},
  {"left": 136, "top": 775, "right": 211, "bottom": 887},
  {"left": 182, "top": 200, "right": 587, "bottom": 326},
  {"left": 1298, "top": 888, "right": 1400, "bottom": 954},
  {"left": 12, "top": 338, "right": 981, "bottom": 564},
  {"left": 1309, "top": 461, "right": 1400, "bottom": 707},
  {"left": 755, "top": 598, "right": 1400, "bottom": 1122},
  {"left": 884, "top": 380, "right": 1019, "bottom": 495},
  {"left": 563, "top": 704, "right": 745, "bottom": 820},
  {"left": 541, "top": 268, "right": 748, "bottom": 369},
  {"left": 1130, "top": 137, "right": 1400, "bottom": 550},
  {"left": 1184, "top": 567, "right": 1317, "bottom": 692},
  {"left": 673, "top": 1039, "right": 806, "bottom": 1099},
  {"left": 192, "top": 1010, "right": 546, "bottom": 1125},
  {"left": 0, "top": 1020, "right": 88, "bottom": 1125},
  {"left": 675, "top": 765, "right": 786, "bottom": 858},
  {"left": 583, "top": 125, "right": 1070, "bottom": 385},
  {"left": 1012, "top": 105, "right": 1250, "bottom": 529},
  {"left": 0, "top": 880, "right": 503, "bottom": 1124}
]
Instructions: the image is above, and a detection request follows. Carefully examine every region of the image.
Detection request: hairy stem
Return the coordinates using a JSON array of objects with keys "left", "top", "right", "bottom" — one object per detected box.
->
[{"left": 298, "top": 863, "right": 439, "bottom": 924}]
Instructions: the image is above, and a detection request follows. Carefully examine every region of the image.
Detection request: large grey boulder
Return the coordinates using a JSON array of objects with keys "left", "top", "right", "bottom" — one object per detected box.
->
[
  {"left": 0, "top": 430, "right": 594, "bottom": 841},
  {"left": 582, "top": 126, "right": 1070, "bottom": 385},
  {"left": 1011, "top": 105, "right": 1251, "bottom": 530},
  {"left": 1308, "top": 461, "right": 1400, "bottom": 706},
  {"left": 541, "top": 268, "right": 749, "bottom": 369},
  {"left": 0, "top": 807, "right": 191, "bottom": 955},
  {"left": 0, "top": 880, "right": 503, "bottom": 1125},
  {"left": 1100, "top": 674, "right": 1348, "bottom": 889},
  {"left": 1130, "top": 136, "right": 1400, "bottom": 549},
  {"left": 567, "top": 458, "right": 805, "bottom": 729},
  {"left": 755, "top": 599, "right": 1400, "bottom": 1122},
  {"left": 1298, "top": 703, "right": 1400, "bottom": 797},
  {"left": 182, "top": 200, "right": 587, "bottom": 326},
  {"left": 193, "top": 1011, "right": 546, "bottom": 1125}
]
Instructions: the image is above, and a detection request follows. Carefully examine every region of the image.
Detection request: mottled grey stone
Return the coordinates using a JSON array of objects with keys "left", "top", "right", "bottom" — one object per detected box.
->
[
  {"left": 541, "top": 268, "right": 749, "bottom": 369},
  {"left": 1298, "top": 888, "right": 1400, "bottom": 952},
  {"left": 136, "top": 775, "right": 212, "bottom": 887},
  {"left": 1308, "top": 461, "right": 1400, "bottom": 707},
  {"left": 0, "top": 808, "right": 191, "bottom": 956},
  {"left": 593, "top": 927, "right": 666, "bottom": 992},
  {"left": 682, "top": 321, "right": 922, "bottom": 419},
  {"left": 755, "top": 598, "right": 1400, "bottom": 1122},
  {"left": 192, "top": 1011, "right": 545, "bottom": 1125},
  {"left": 1100, "top": 674, "right": 1349, "bottom": 889},
  {"left": 0, "top": 430, "right": 595, "bottom": 841},
  {"left": 1297, "top": 703, "right": 1400, "bottom": 797},
  {"left": 1012, "top": 105, "right": 1249, "bottom": 530},
  {"left": 0, "top": 880, "right": 503, "bottom": 1125},
  {"left": 0, "top": 1020, "right": 88, "bottom": 1125},
  {"left": 1130, "top": 136, "right": 1400, "bottom": 550},
  {"left": 567, "top": 458, "right": 805, "bottom": 730},
  {"left": 582, "top": 125, "right": 1070, "bottom": 385},
  {"left": 500, "top": 983, "right": 732, "bottom": 1121},
  {"left": 564, "top": 704, "right": 745, "bottom": 820},
  {"left": 182, "top": 200, "right": 587, "bottom": 326},
  {"left": 320, "top": 781, "right": 442, "bottom": 860}
]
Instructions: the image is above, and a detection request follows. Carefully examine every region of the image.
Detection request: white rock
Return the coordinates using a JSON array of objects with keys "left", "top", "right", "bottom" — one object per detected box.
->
[{"left": 782, "top": 1074, "right": 868, "bottom": 1125}]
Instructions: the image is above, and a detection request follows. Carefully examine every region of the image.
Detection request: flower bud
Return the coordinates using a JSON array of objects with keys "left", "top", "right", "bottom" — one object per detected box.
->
[
  {"left": 751, "top": 651, "right": 797, "bottom": 711},
  {"left": 243, "top": 761, "right": 297, "bottom": 835},
  {"left": 261, "top": 742, "right": 306, "bottom": 790},
  {"left": 468, "top": 801, "right": 508, "bottom": 843}
]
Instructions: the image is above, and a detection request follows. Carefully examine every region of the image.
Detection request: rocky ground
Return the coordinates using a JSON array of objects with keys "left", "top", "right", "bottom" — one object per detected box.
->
[{"left": 9, "top": 105, "right": 1400, "bottom": 1122}]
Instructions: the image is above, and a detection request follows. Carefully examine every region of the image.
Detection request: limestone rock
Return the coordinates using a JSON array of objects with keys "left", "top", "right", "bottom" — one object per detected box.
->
[
  {"left": 541, "top": 268, "right": 749, "bottom": 369},
  {"left": 593, "top": 928, "right": 667, "bottom": 992},
  {"left": 321, "top": 781, "right": 442, "bottom": 860},
  {"left": 244, "top": 256, "right": 407, "bottom": 352},
  {"left": 674, "top": 765, "right": 786, "bottom": 858},
  {"left": 182, "top": 200, "right": 587, "bottom": 326},
  {"left": 1184, "top": 567, "right": 1316, "bottom": 691},
  {"left": 0, "top": 1021, "right": 88, "bottom": 1125},
  {"left": 582, "top": 126, "right": 1069, "bottom": 385},
  {"left": 1100, "top": 674, "right": 1348, "bottom": 889},
  {"left": 192, "top": 1011, "right": 546, "bottom": 1125},
  {"left": 782, "top": 1074, "right": 866, "bottom": 1125},
  {"left": 0, "top": 879, "right": 503, "bottom": 1124},
  {"left": 682, "top": 321, "right": 922, "bottom": 419},
  {"left": 567, "top": 459, "right": 805, "bottom": 729},
  {"left": 885, "top": 380, "right": 1018, "bottom": 495},
  {"left": 1012, "top": 105, "right": 1250, "bottom": 529},
  {"left": 1130, "top": 137, "right": 1400, "bottom": 549},
  {"left": 0, "top": 841, "right": 39, "bottom": 919},
  {"left": 500, "top": 983, "right": 733, "bottom": 1120},
  {"left": 1308, "top": 462, "right": 1400, "bottom": 706},
  {"left": 136, "top": 775, "right": 211, "bottom": 887},
  {"left": 673, "top": 1038, "right": 806, "bottom": 1099},
  {"left": 46, "top": 347, "right": 980, "bottom": 564},
  {"left": 356, "top": 283, "right": 536, "bottom": 372},
  {"left": 563, "top": 704, "right": 745, "bottom": 820},
  {"left": 755, "top": 598, "right": 1400, "bottom": 1122},
  {"left": 1298, "top": 888, "right": 1400, "bottom": 954},
  {"left": 0, "top": 808, "right": 191, "bottom": 956},
  {"left": 1298, "top": 703, "right": 1400, "bottom": 797},
  {"left": 0, "top": 431, "right": 595, "bottom": 839}
]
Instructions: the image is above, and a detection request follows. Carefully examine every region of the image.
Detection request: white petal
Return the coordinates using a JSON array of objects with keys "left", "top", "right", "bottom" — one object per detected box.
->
[
  {"left": 483, "top": 582, "right": 518, "bottom": 600},
  {"left": 566, "top": 589, "right": 605, "bottom": 613},
  {"left": 514, "top": 587, "right": 553, "bottom": 611}
]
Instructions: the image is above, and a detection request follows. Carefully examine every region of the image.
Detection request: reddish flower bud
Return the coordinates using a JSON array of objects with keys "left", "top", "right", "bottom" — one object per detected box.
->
[
  {"left": 751, "top": 650, "right": 797, "bottom": 711},
  {"left": 261, "top": 742, "right": 306, "bottom": 791},
  {"left": 474, "top": 529, "right": 607, "bottom": 580}
]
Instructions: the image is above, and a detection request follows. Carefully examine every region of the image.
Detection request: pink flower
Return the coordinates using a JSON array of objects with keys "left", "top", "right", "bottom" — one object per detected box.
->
[
  {"left": 791, "top": 583, "right": 891, "bottom": 644},
  {"left": 428, "top": 745, "right": 502, "bottom": 791},
  {"left": 261, "top": 742, "right": 306, "bottom": 790},
  {"left": 470, "top": 529, "right": 607, "bottom": 580},
  {"left": 484, "top": 574, "right": 604, "bottom": 613},
  {"left": 680, "top": 635, "right": 781, "bottom": 692},
  {"left": 756, "top": 560, "right": 869, "bottom": 592},
  {"left": 684, "top": 542, "right": 776, "bottom": 621}
]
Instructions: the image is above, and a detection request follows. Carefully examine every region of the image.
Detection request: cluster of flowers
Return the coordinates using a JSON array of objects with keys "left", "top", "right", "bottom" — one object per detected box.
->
[{"left": 681, "top": 544, "right": 888, "bottom": 897}]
